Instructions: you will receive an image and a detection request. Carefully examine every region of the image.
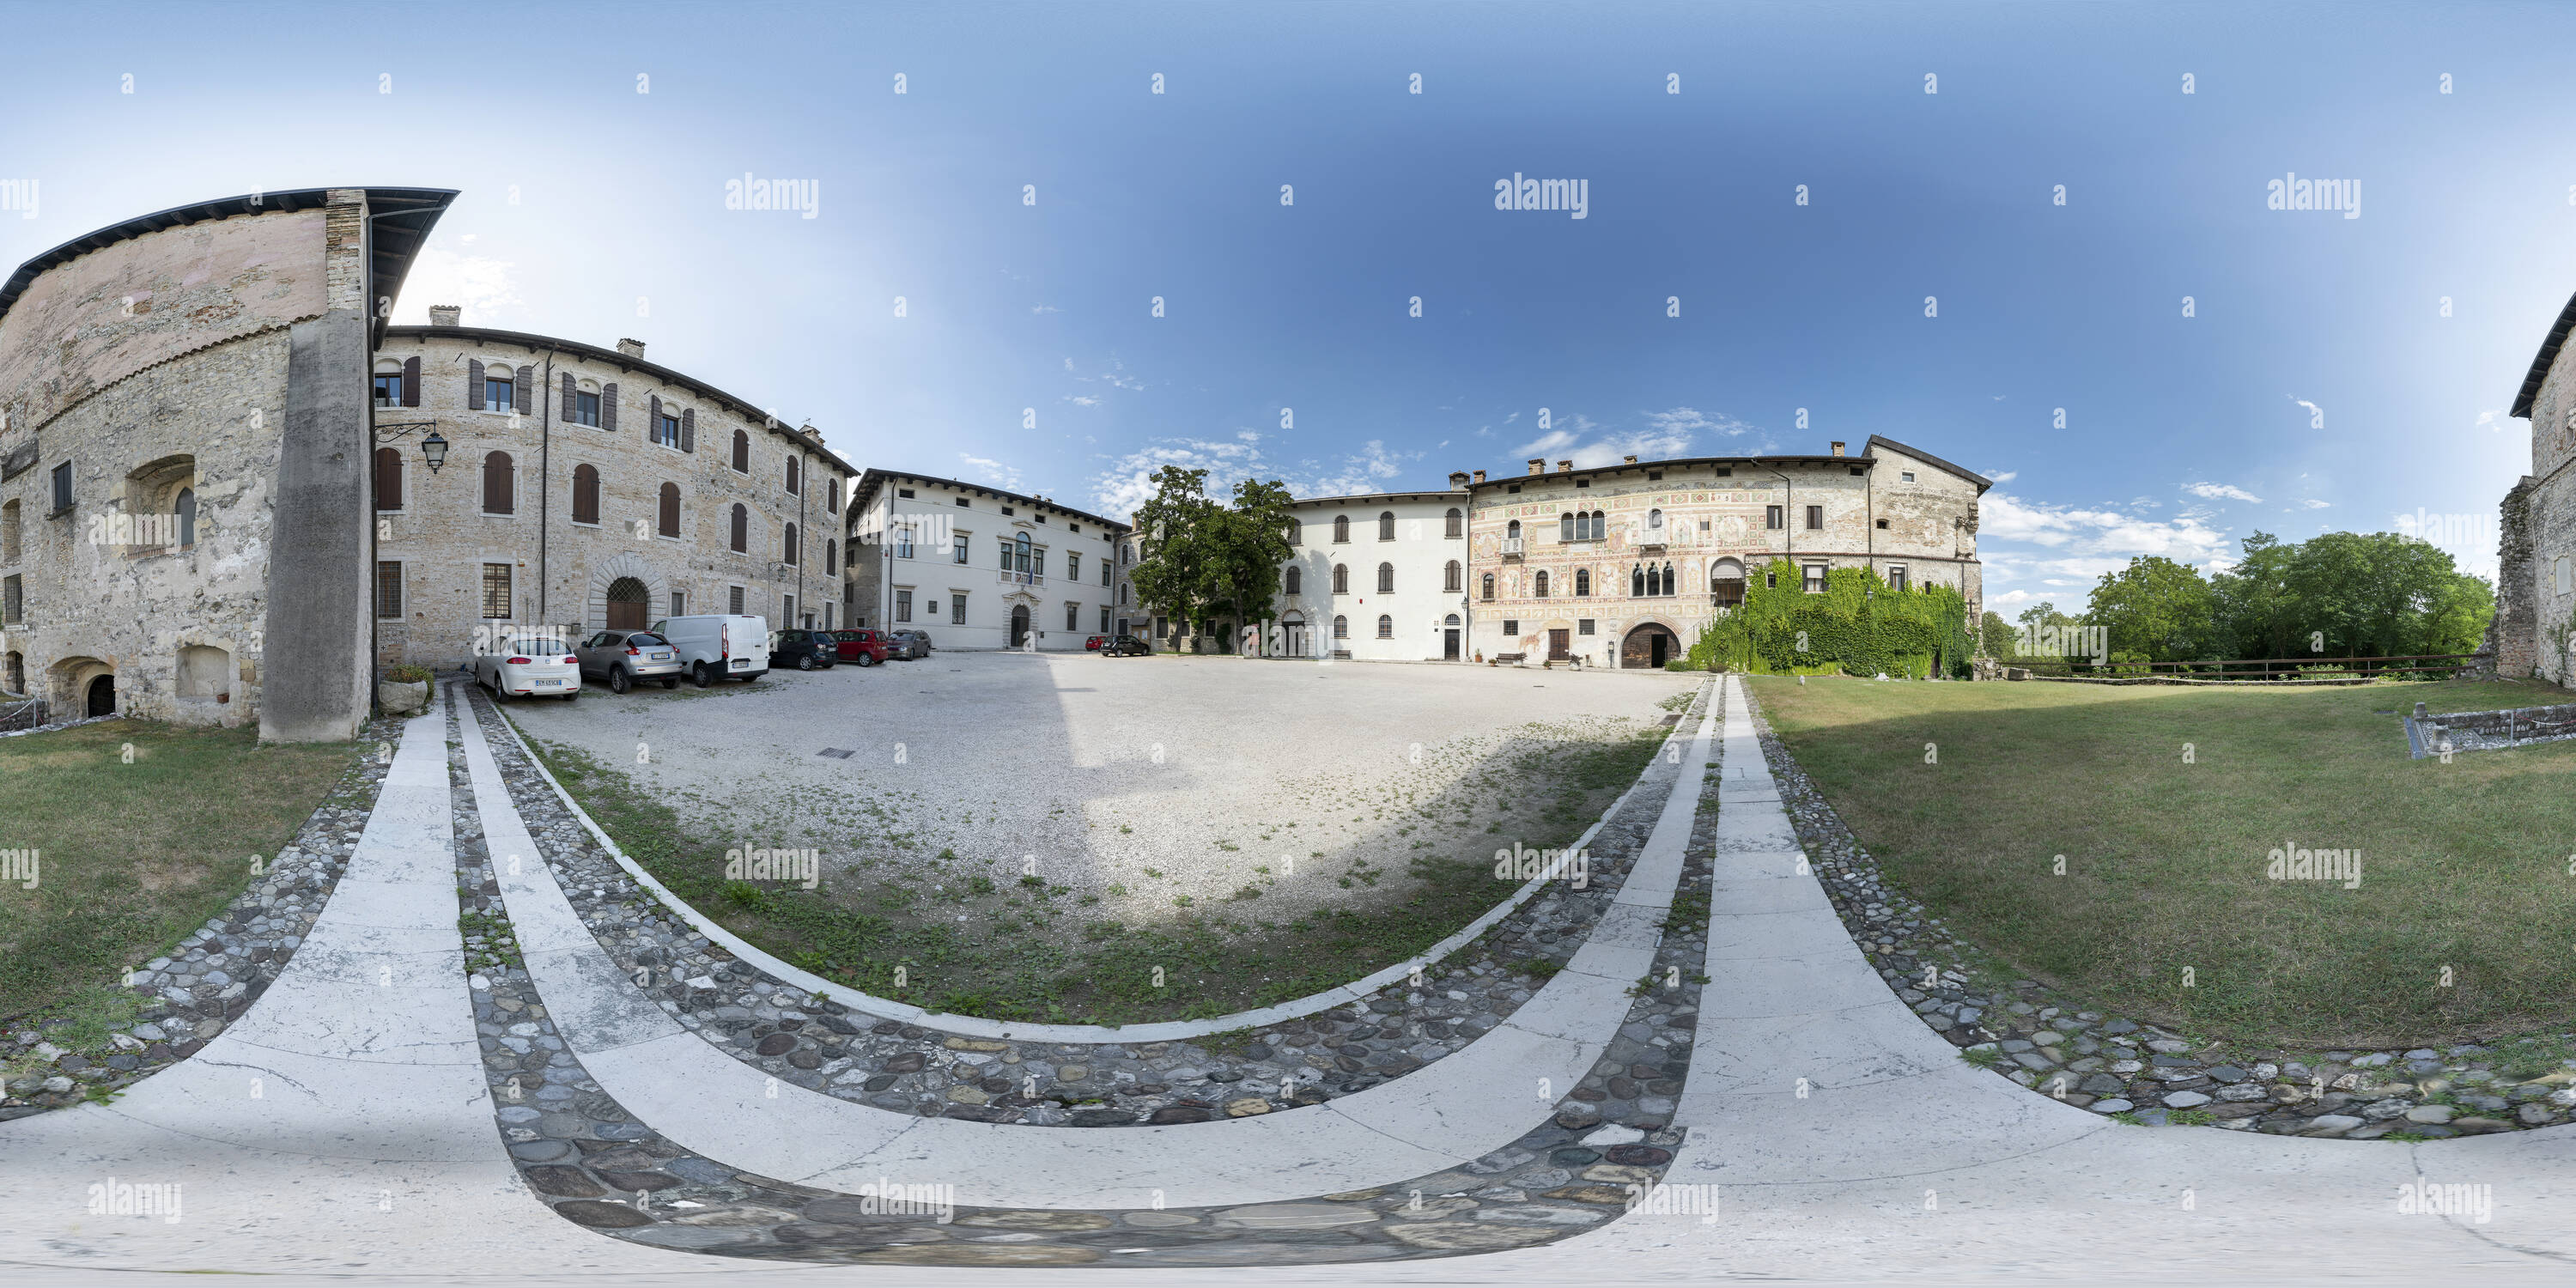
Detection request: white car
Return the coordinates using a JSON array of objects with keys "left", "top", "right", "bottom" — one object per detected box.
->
[{"left": 475, "top": 636, "right": 582, "bottom": 701}]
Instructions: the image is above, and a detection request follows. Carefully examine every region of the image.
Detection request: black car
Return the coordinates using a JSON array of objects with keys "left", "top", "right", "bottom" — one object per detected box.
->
[
  {"left": 768, "top": 629, "right": 840, "bottom": 671},
  {"left": 1100, "top": 634, "right": 1151, "bottom": 657}
]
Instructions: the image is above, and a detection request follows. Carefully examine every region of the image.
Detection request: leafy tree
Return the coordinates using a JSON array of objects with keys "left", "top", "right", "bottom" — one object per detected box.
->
[
  {"left": 2085, "top": 556, "right": 2215, "bottom": 662},
  {"left": 1126, "top": 466, "right": 1298, "bottom": 650},
  {"left": 2208, "top": 529, "right": 2493, "bottom": 660},
  {"left": 1206, "top": 477, "right": 1300, "bottom": 642},
  {"left": 1978, "top": 611, "right": 2017, "bottom": 659}
]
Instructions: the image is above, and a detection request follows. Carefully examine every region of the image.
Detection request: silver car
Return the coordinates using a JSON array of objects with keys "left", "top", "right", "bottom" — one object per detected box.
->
[
  {"left": 576, "top": 629, "right": 684, "bottom": 693},
  {"left": 890, "top": 629, "right": 933, "bottom": 658}
]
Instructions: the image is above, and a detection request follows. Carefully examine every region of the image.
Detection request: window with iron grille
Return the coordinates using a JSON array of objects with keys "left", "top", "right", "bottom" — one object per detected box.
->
[
  {"left": 375, "top": 562, "right": 403, "bottom": 619},
  {"left": 729, "top": 585, "right": 745, "bottom": 615},
  {"left": 480, "top": 563, "right": 512, "bottom": 618},
  {"left": 3, "top": 574, "right": 21, "bottom": 624}
]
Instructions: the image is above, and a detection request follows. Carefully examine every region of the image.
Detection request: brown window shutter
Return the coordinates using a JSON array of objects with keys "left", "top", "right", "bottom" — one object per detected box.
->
[
  {"left": 601, "top": 383, "right": 618, "bottom": 434},
  {"left": 731, "top": 504, "right": 747, "bottom": 552},
  {"left": 402, "top": 356, "right": 421, "bottom": 407},
  {"left": 468, "top": 358, "right": 485, "bottom": 410},
  {"left": 681, "top": 408, "right": 696, "bottom": 453},
  {"left": 515, "top": 365, "right": 532, "bottom": 415},
  {"left": 574, "top": 465, "right": 599, "bottom": 524},
  {"left": 659, "top": 483, "right": 679, "bottom": 537},
  {"left": 374, "top": 447, "right": 403, "bottom": 510},
  {"left": 561, "top": 371, "right": 575, "bottom": 422},
  {"left": 485, "top": 452, "right": 514, "bottom": 514},
  {"left": 648, "top": 394, "right": 661, "bottom": 446}
]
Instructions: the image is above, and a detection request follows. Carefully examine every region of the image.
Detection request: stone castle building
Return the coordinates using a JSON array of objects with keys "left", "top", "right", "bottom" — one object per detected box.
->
[
  {"left": 1130, "top": 437, "right": 1987, "bottom": 667},
  {"left": 2489, "top": 293, "right": 2576, "bottom": 683},
  {"left": 843, "top": 468, "right": 1134, "bottom": 651},
  {"left": 0, "top": 186, "right": 854, "bottom": 740}
]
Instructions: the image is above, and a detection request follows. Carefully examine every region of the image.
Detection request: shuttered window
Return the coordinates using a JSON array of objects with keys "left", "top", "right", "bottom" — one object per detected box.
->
[
  {"left": 787, "top": 456, "right": 800, "bottom": 495},
  {"left": 467, "top": 358, "right": 485, "bottom": 410},
  {"left": 680, "top": 408, "right": 695, "bottom": 453},
  {"left": 730, "top": 503, "right": 748, "bottom": 553},
  {"left": 513, "top": 365, "right": 532, "bottom": 415},
  {"left": 784, "top": 522, "right": 799, "bottom": 566},
  {"left": 600, "top": 383, "right": 618, "bottom": 433},
  {"left": 402, "top": 355, "right": 421, "bottom": 407},
  {"left": 572, "top": 465, "right": 601, "bottom": 525},
  {"left": 483, "top": 452, "right": 514, "bottom": 514},
  {"left": 658, "top": 483, "right": 679, "bottom": 537},
  {"left": 732, "top": 429, "right": 750, "bottom": 473},
  {"left": 374, "top": 447, "right": 403, "bottom": 511}
]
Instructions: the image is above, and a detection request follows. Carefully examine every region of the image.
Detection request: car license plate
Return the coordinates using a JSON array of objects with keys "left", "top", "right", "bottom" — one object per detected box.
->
[
  {"left": 534, "top": 678, "right": 563, "bottom": 688},
  {"left": 732, "top": 659, "right": 750, "bottom": 669},
  {"left": 649, "top": 652, "right": 671, "bottom": 660}
]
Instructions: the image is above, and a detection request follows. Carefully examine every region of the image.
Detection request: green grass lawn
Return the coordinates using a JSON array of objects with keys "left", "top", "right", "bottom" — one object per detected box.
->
[
  {"left": 0, "top": 722, "right": 361, "bottom": 1023},
  {"left": 1750, "top": 674, "right": 2576, "bottom": 1048}
]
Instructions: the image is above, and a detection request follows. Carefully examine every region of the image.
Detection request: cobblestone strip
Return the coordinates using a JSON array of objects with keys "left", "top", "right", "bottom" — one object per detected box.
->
[
  {"left": 2, "top": 714, "right": 401, "bottom": 1121},
  {"left": 453, "top": 680, "right": 1720, "bottom": 1265},
  {"left": 1740, "top": 681, "right": 2576, "bottom": 1140},
  {"left": 459, "top": 681, "right": 1710, "bottom": 1126}
]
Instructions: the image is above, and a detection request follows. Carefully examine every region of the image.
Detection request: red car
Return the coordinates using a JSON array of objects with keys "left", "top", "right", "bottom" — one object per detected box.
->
[
  {"left": 1084, "top": 635, "right": 1108, "bottom": 651},
  {"left": 829, "top": 629, "right": 895, "bottom": 666}
]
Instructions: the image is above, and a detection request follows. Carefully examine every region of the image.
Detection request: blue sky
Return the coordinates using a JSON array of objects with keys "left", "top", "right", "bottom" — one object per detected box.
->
[{"left": 3, "top": 0, "right": 2570, "bottom": 611}]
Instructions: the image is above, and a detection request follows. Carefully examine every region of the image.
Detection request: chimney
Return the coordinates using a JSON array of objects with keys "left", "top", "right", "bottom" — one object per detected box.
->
[
  {"left": 1527, "top": 459, "right": 1546, "bottom": 476},
  {"left": 617, "top": 337, "right": 647, "bottom": 360},
  {"left": 1557, "top": 459, "right": 1572, "bottom": 473},
  {"left": 1447, "top": 471, "right": 1470, "bottom": 489},
  {"left": 1473, "top": 469, "right": 1486, "bottom": 483},
  {"left": 427, "top": 305, "right": 460, "bottom": 327},
  {"left": 1623, "top": 454, "right": 1637, "bottom": 465},
  {"left": 1830, "top": 440, "right": 1845, "bottom": 457}
]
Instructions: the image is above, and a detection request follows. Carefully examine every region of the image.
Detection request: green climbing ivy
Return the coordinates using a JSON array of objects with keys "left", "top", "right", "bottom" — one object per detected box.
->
[{"left": 1683, "top": 562, "right": 1971, "bottom": 678}]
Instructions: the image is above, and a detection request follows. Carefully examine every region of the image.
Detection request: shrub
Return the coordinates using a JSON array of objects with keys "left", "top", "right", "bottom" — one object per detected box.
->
[
  {"left": 2104, "top": 650, "right": 2152, "bottom": 677},
  {"left": 383, "top": 664, "right": 435, "bottom": 684},
  {"left": 1686, "top": 563, "right": 1971, "bottom": 679}
]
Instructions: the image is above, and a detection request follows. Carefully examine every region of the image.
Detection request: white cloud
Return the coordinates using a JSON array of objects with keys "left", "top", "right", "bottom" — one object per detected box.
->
[
  {"left": 1088, "top": 435, "right": 1413, "bottom": 519},
  {"left": 2291, "top": 397, "right": 2324, "bottom": 423},
  {"left": 1982, "top": 470, "right": 2019, "bottom": 484},
  {"left": 1981, "top": 492, "right": 2233, "bottom": 563},
  {"left": 392, "top": 246, "right": 521, "bottom": 324},
  {"left": 1032, "top": 304, "right": 1060, "bottom": 314},
  {"left": 959, "top": 453, "right": 1024, "bottom": 490},
  {"left": 1063, "top": 395, "right": 1101, "bottom": 407},
  {"left": 2477, "top": 408, "right": 2506, "bottom": 432},
  {"left": 2299, "top": 498, "right": 2330, "bottom": 509},
  {"left": 2182, "top": 482, "right": 2262, "bottom": 503},
  {"left": 1643, "top": 407, "right": 1753, "bottom": 438}
]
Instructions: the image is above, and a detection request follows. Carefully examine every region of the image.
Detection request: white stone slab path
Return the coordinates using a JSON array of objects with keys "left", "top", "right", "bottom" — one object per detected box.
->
[
  {"left": 0, "top": 687, "right": 692, "bottom": 1278},
  {"left": 457, "top": 683, "right": 1721, "bottom": 1210}
]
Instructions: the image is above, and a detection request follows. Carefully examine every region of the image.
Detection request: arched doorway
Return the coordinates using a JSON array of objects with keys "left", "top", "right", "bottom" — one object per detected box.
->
[
  {"left": 86, "top": 675, "right": 117, "bottom": 716},
  {"left": 1280, "top": 612, "right": 1309, "bottom": 659},
  {"left": 1443, "top": 613, "right": 1461, "bottom": 660},
  {"left": 1622, "top": 622, "right": 1678, "bottom": 670},
  {"left": 605, "top": 576, "right": 650, "bottom": 629},
  {"left": 1710, "top": 557, "right": 1747, "bottom": 612},
  {"left": 1009, "top": 604, "right": 1030, "bottom": 647}
]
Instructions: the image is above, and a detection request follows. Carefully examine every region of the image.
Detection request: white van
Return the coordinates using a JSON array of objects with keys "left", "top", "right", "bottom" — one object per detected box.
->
[{"left": 650, "top": 615, "right": 770, "bottom": 686}]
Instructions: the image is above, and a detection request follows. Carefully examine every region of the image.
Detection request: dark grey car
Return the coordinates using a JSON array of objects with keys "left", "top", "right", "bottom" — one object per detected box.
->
[{"left": 890, "top": 629, "right": 933, "bottom": 658}]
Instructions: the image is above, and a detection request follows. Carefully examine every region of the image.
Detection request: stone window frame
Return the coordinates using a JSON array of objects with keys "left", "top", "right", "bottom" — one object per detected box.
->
[
  {"left": 482, "top": 370, "right": 516, "bottom": 415},
  {"left": 1888, "top": 564, "right": 1909, "bottom": 592},
  {"left": 656, "top": 483, "right": 683, "bottom": 540},
  {"left": 1332, "top": 563, "right": 1349, "bottom": 594},
  {"left": 481, "top": 452, "right": 519, "bottom": 517},
  {"left": 894, "top": 588, "right": 914, "bottom": 623},
  {"left": 1332, "top": 614, "right": 1349, "bottom": 640},
  {"left": 1376, "top": 562, "right": 1394, "bottom": 593},
  {"left": 570, "top": 464, "right": 604, "bottom": 527},
  {"left": 1501, "top": 617, "right": 1519, "bottom": 635},
  {"left": 1065, "top": 601, "right": 1080, "bottom": 631},
  {"left": 1578, "top": 618, "right": 1595, "bottom": 635},
  {"left": 652, "top": 404, "right": 686, "bottom": 453},
  {"left": 1804, "top": 504, "right": 1824, "bottom": 531},
  {"left": 1377, "top": 511, "right": 1396, "bottom": 541},
  {"left": 1285, "top": 566, "right": 1302, "bottom": 596},
  {"left": 374, "top": 447, "right": 405, "bottom": 513},
  {"left": 372, "top": 360, "right": 404, "bottom": 410},
  {"left": 728, "top": 585, "right": 746, "bottom": 616},
  {"left": 952, "top": 532, "right": 970, "bottom": 564},
  {"left": 1802, "top": 563, "right": 1827, "bottom": 594},
  {"left": 49, "top": 461, "right": 74, "bottom": 519},
  {"left": 480, "top": 562, "right": 513, "bottom": 619},
  {"left": 1375, "top": 614, "right": 1394, "bottom": 639},
  {"left": 573, "top": 378, "right": 604, "bottom": 428},
  {"left": 951, "top": 592, "right": 968, "bottom": 626},
  {"left": 0, "top": 498, "right": 20, "bottom": 563},
  {"left": 1332, "top": 514, "right": 1350, "bottom": 544},
  {"left": 375, "top": 560, "right": 405, "bottom": 620}
]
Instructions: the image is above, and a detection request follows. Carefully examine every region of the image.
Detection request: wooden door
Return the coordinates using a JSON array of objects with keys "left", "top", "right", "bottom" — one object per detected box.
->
[{"left": 1548, "top": 629, "right": 1570, "bottom": 660}]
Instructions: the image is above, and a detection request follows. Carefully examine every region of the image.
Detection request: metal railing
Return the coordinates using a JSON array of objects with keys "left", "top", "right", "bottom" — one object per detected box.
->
[{"left": 2008, "top": 653, "right": 2479, "bottom": 681}]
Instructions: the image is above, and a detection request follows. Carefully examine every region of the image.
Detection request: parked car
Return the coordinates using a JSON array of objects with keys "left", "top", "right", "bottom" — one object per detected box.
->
[
  {"left": 769, "top": 629, "right": 839, "bottom": 671},
  {"left": 651, "top": 614, "right": 770, "bottom": 686},
  {"left": 575, "top": 629, "right": 683, "bottom": 693},
  {"left": 1099, "top": 634, "right": 1151, "bottom": 657},
  {"left": 1084, "top": 635, "right": 1107, "bottom": 651},
  {"left": 475, "top": 635, "right": 581, "bottom": 700},
  {"left": 829, "top": 629, "right": 894, "bottom": 666},
  {"left": 889, "top": 629, "right": 933, "bottom": 657}
]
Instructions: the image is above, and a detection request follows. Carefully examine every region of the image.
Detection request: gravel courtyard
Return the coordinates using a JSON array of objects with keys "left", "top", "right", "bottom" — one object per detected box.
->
[{"left": 500, "top": 653, "right": 1693, "bottom": 1019}]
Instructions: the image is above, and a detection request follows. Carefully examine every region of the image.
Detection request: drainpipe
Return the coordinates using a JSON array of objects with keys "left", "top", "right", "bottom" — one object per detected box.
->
[{"left": 536, "top": 348, "right": 554, "bottom": 629}]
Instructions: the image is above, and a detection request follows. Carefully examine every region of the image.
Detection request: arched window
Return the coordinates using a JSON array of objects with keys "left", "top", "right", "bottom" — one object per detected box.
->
[
  {"left": 786, "top": 456, "right": 801, "bottom": 495},
  {"left": 1444, "top": 507, "right": 1462, "bottom": 538},
  {"left": 784, "top": 522, "right": 799, "bottom": 566},
  {"left": 1333, "top": 514, "right": 1350, "bottom": 544},
  {"left": 483, "top": 451, "right": 514, "bottom": 514},
  {"left": 658, "top": 483, "right": 680, "bottom": 537},
  {"left": 175, "top": 488, "right": 196, "bottom": 548},
  {"left": 1479, "top": 572, "right": 1494, "bottom": 601},
  {"left": 827, "top": 477, "right": 842, "bottom": 513},
  {"left": 1631, "top": 563, "right": 1645, "bottom": 598},
  {"left": 826, "top": 538, "right": 838, "bottom": 574},
  {"left": 1378, "top": 511, "right": 1395, "bottom": 541},
  {"left": 1285, "top": 566, "right": 1302, "bottom": 595},
  {"left": 729, "top": 503, "right": 748, "bottom": 553},
  {"left": 1560, "top": 513, "right": 1576, "bottom": 543},
  {"left": 1376, "top": 562, "right": 1394, "bottom": 593},
  {"left": 572, "top": 464, "right": 601, "bottom": 525},
  {"left": 1376, "top": 615, "right": 1394, "bottom": 639},
  {"left": 732, "top": 428, "right": 750, "bottom": 473},
  {"left": 1592, "top": 509, "right": 1606, "bottom": 536},
  {"left": 1534, "top": 570, "right": 1550, "bottom": 598},
  {"left": 1333, "top": 563, "right": 1348, "bottom": 594},
  {"left": 1575, "top": 568, "right": 1590, "bottom": 597},
  {"left": 1507, "top": 519, "right": 1522, "bottom": 540},
  {"left": 374, "top": 447, "right": 403, "bottom": 512},
  {"left": 1332, "top": 614, "right": 1349, "bottom": 639},
  {"left": 1662, "top": 562, "right": 1675, "bottom": 595},
  {"left": 1443, "top": 560, "right": 1461, "bottom": 592},
  {"left": 1649, "top": 562, "right": 1664, "bottom": 596}
]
